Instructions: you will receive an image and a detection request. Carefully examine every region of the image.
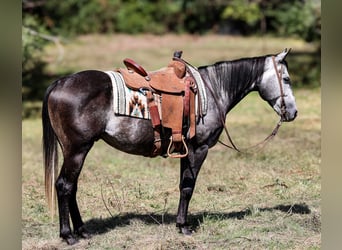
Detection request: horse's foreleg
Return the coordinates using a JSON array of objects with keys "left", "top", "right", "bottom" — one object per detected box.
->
[
  {"left": 56, "top": 144, "right": 92, "bottom": 245},
  {"left": 176, "top": 144, "right": 208, "bottom": 235}
]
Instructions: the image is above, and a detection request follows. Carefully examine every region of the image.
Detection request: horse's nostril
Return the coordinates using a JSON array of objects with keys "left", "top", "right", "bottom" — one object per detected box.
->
[{"left": 294, "top": 110, "right": 298, "bottom": 118}]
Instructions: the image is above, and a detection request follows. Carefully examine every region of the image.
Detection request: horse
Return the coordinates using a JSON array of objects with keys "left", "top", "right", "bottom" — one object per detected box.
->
[{"left": 42, "top": 49, "right": 297, "bottom": 245}]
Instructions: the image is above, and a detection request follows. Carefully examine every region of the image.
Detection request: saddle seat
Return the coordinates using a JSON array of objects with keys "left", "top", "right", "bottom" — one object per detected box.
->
[
  {"left": 120, "top": 60, "right": 186, "bottom": 93},
  {"left": 117, "top": 54, "right": 196, "bottom": 158}
]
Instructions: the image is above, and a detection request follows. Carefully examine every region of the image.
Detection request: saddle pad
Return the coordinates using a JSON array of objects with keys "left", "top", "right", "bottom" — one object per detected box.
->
[
  {"left": 185, "top": 64, "right": 208, "bottom": 116},
  {"left": 105, "top": 71, "right": 161, "bottom": 119}
]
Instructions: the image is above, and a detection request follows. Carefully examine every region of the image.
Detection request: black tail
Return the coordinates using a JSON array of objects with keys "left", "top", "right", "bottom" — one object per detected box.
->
[{"left": 42, "top": 82, "right": 59, "bottom": 218}]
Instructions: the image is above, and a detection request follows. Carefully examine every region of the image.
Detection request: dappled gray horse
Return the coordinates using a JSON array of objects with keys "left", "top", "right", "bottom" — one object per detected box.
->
[{"left": 42, "top": 49, "right": 297, "bottom": 244}]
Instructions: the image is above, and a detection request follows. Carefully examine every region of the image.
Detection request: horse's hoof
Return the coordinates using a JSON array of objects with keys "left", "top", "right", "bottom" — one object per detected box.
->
[
  {"left": 181, "top": 227, "right": 192, "bottom": 236},
  {"left": 80, "top": 230, "right": 91, "bottom": 239},
  {"left": 64, "top": 236, "right": 78, "bottom": 245},
  {"left": 177, "top": 224, "right": 192, "bottom": 236},
  {"left": 75, "top": 226, "right": 91, "bottom": 239}
]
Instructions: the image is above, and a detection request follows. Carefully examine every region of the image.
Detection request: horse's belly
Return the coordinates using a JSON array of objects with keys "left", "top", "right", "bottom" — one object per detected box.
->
[{"left": 102, "top": 116, "right": 155, "bottom": 156}]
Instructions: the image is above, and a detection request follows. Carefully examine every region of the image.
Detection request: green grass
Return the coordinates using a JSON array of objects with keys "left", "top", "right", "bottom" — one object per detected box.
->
[{"left": 22, "top": 34, "right": 320, "bottom": 249}]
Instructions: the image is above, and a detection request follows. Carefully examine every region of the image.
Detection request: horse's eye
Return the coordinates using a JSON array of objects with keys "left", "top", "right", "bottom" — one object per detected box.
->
[{"left": 283, "top": 77, "right": 290, "bottom": 83}]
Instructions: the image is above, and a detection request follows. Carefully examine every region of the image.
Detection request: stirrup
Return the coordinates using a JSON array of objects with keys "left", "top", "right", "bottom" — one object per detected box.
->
[{"left": 167, "top": 136, "right": 189, "bottom": 158}]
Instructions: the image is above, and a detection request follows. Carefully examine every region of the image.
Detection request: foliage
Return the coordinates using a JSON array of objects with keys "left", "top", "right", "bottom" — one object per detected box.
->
[
  {"left": 287, "top": 50, "right": 321, "bottom": 88},
  {"left": 220, "top": 0, "right": 321, "bottom": 42},
  {"left": 222, "top": 0, "right": 262, "bottom": 26},
  {"left": 268, "top": 0, "right": 321, "bottom": 42},
  {"left": 22, "top": 15, "right": 49, "bottom": 101},
  {"left": 40, "top": 0, "right": 184, "bottom": 35},
  {"left": 115, "top": 0, "right": 183, "bottom": 34},
  {"left": 43, "top": 0, "right": 118, "bottom": 35},
  {"left": 24, "top": 0, "right": 320, "bottom": 40},
  {"left": 181, "top": 0, "right": 225, "bottom": 34},
  {"left": 22, "top": 16, "right": 47, "bottom": 75}
]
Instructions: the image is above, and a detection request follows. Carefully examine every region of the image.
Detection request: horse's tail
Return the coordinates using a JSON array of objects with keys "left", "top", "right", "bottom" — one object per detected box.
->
[{"left": 42, "top": 82, "right": 59, "bottom": 219}]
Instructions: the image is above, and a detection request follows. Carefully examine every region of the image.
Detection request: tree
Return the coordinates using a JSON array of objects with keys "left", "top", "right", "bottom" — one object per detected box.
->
[
  {"left": 22, "top": 14, "right": 48, "bottom": 100},
  {"left": 268, "top": 0, "right": 321, "bottom": 42},
  {"left": 221, "top": 0, "right": 321, "bottom": 42}
]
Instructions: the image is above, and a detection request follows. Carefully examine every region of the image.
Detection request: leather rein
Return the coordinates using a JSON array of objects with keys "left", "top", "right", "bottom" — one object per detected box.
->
[{"left": 209, "top": 56, "right": 287, "bottom": 153}]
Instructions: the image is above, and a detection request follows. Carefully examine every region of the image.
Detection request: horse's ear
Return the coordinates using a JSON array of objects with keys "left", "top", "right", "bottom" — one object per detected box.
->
[{"left": 275, "top": 48, "right": 291, "bottom": 62}]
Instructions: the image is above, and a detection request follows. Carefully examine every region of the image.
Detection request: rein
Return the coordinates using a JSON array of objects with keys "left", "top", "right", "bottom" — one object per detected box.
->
[{"left": 209, "top": 56, "right": 286, "bottom": 153}]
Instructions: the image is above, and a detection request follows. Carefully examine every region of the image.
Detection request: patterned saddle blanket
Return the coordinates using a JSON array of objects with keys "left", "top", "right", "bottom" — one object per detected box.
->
[{"left": 105, "top": 71, "right": 161, "bottom": 119}]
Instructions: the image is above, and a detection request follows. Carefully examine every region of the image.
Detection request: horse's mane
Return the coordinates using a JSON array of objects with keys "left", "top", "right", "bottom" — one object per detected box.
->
[{"left": 198, "top": 56, "right": 268, "bottom": 103}]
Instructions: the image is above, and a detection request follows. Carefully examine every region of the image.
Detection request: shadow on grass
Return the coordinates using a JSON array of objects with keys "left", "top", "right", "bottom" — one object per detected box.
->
[{"left": 84, "top": 203, "right": 310, "bottom": 235}]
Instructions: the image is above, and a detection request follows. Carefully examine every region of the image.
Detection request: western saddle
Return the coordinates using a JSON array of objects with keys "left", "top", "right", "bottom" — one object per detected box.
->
[{"left": 117, "top": 51, "right": 197, "bottom": 158}]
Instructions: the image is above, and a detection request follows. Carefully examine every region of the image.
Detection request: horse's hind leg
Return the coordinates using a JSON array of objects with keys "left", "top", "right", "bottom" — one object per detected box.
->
[
  {"left": 69, "top": 181, "right": 91, "bottom": 239},
  {"left": 176, "top": 144, "right": 208, "bottom": 235},
  {"left": 55, "top": 143, "right": 93, "bottom": 245}
]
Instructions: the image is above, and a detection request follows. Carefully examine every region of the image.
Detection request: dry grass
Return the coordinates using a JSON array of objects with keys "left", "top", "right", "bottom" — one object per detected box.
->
[
  {"left": 23, "top": 34, "right": 320, "bottom": 249},
  {"left": 44, "top": 34, "right": 316, "bottom": 74}
]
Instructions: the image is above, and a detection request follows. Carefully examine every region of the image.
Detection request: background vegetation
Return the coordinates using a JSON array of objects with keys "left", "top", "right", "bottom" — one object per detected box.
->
[
  {"left": 22, "top": 0, "right": 321, "bottom": 118},
  {"left": 23, "top": 0, "right": 321, "bottom": 39}
]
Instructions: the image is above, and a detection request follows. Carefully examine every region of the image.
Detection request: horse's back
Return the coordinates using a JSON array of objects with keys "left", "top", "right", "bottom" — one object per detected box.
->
[{"left": 50, "top": 70, "right": 111, "bottom": 96}]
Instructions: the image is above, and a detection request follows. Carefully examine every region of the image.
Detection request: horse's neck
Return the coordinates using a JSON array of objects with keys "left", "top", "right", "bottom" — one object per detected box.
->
[{"left": 199, "top": 60, "right": 263, "bottom": 114}]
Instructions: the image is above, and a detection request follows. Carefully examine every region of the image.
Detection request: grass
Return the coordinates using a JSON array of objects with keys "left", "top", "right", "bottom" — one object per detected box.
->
[
  {"left": 43, "top": 34, "right": 316, "bottom": 74},
  {"left": 22, "top": 34, "right": 320, "bottom": 249}
]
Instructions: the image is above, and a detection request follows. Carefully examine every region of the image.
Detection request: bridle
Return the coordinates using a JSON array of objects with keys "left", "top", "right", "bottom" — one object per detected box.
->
[
  {"left": 215, "top": 55, "right": 287, "bottom": 153},
  {"left": 271, "top": 56, "right": 287, "bottom": 121}
]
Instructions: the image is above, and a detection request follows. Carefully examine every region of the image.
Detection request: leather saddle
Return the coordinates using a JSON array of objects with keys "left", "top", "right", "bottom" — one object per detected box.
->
[{"left": 117, "top": 51, "right": 196, "bottom": 158}]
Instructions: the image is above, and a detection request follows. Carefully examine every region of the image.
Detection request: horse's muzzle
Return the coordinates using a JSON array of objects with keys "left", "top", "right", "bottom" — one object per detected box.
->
[{"left": 282, "top": 109, "right": 297, "bottom": 122}]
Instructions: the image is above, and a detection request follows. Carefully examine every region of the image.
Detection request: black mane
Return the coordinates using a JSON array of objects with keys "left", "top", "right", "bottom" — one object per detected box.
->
[{"left": 198, "top": 55, "right": 268, "bottom": 109}]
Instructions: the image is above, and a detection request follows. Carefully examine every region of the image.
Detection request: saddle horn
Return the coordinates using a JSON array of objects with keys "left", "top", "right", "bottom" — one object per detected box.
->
[{"left": 173, "top": 50, "right": 183, "bottom": 59}]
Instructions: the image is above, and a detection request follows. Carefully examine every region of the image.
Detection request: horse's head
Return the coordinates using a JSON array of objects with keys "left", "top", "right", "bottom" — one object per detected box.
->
[{"left": 258, "top": 49, "right": 298, "bottom": 122}]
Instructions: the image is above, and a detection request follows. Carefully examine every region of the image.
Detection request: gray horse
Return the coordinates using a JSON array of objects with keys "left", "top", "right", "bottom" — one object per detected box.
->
[{"left": 42, "top": 49, "right": 297, "bottom": 244}]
